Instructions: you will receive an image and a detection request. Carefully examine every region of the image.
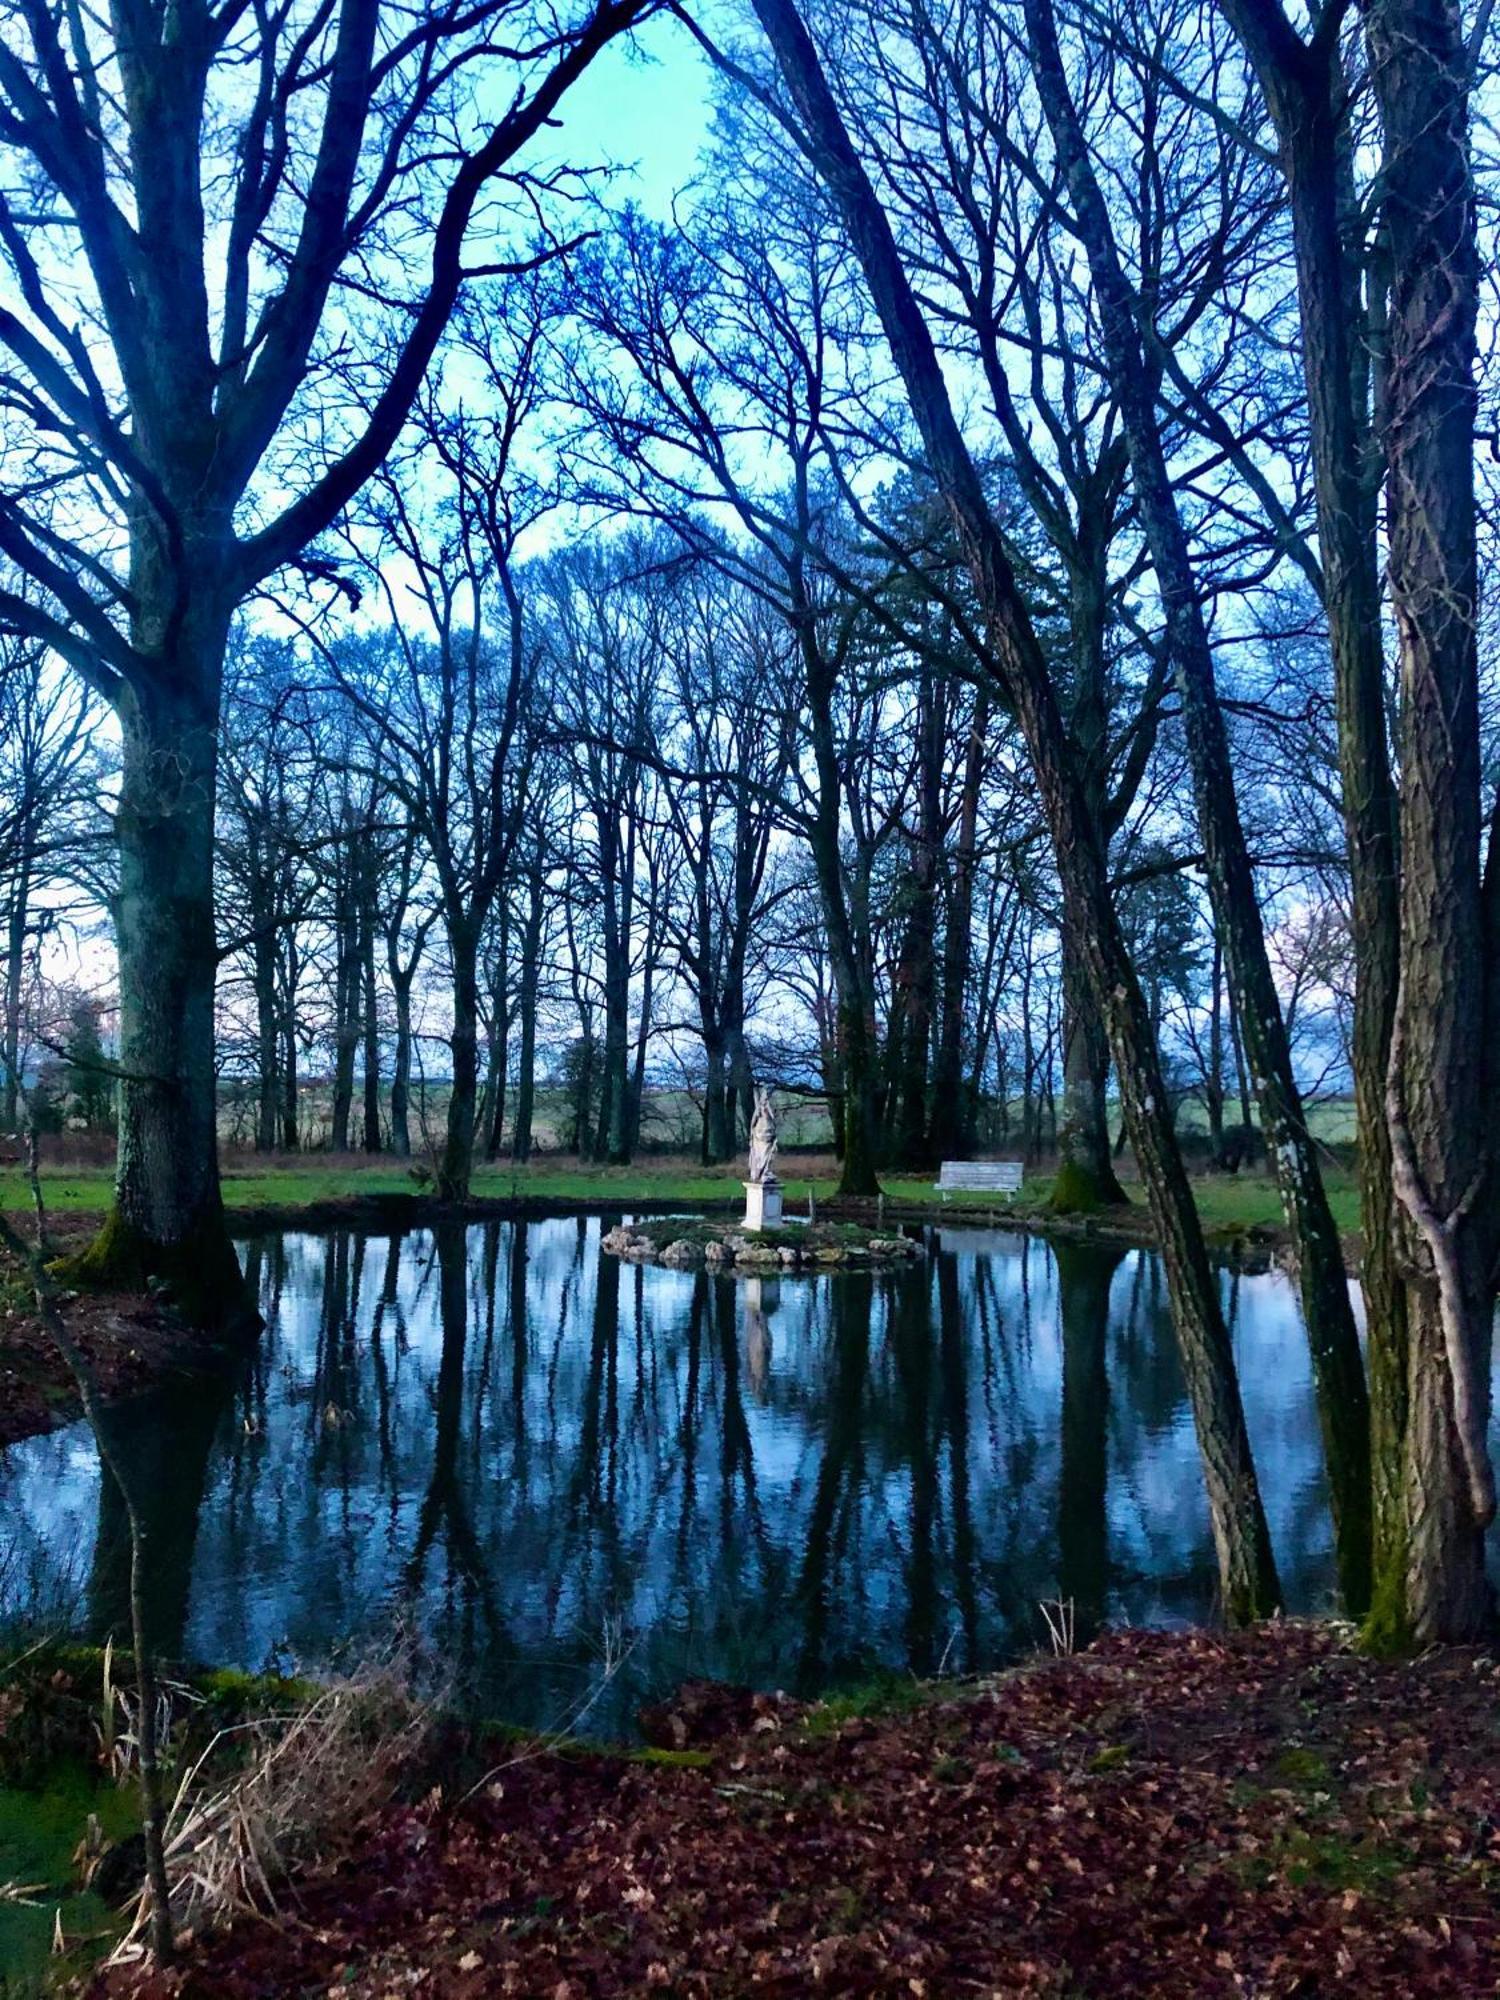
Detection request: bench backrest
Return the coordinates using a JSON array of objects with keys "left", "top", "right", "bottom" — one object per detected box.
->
[{"left": 936, "top": 1160, "right": 1024, "bottom": 1192}]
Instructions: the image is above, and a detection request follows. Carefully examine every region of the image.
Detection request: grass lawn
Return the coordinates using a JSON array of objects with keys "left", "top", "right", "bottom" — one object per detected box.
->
[{"left": 0, "top": 1152, "right": 1363, "bottom": 1239}]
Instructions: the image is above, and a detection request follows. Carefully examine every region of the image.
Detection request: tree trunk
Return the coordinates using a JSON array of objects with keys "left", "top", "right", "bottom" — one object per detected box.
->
[
  {"left": 74, "top": 663, "right": 244, "bottom": 1322},
  {"left": 601, "top": 904, "right": 631, "bottom": 1168},
  {"left": 439, "top": 938, "right": 480, "bottom": 1200},
  {"left": 1220, "top": 0, "right": 1438, "bottom": 1648},
  {"left": 1053, "top": 557, "right": 1125, "bottom": 1210},
  {"left": 279, "top": 938, "right": 300, "bottom": 1152},
  {"left": 360, "top": 850, "right": 381, "bottom": 1153},
  {"left": 1054, "top": 922, "right": 1124, "bottom": 1208},
  {"left": 1206, "top": 932, "right": 1226, "bottom": 1165},
  {"left": 751, "top": 0, "right": 1278, "bottom": 1620},
  {"left": 3, "top": 854, "right": 32, "bottom": 1132},
  {"left": 886, "top": 682, "right": 941, "bottom": 1170},
  {"left": 389, "top": 969, "right": 414, "bottom": 1160},
  {"left": 628, "top": 903, "right": 658, "bottom": 1157},
  {"left": 930, "top": 694, "right": 988, "bottom": 1160},
  {"left": 251, "top": 843, "right": 279, "bottom": 1153},
  {"left": 329, "top": 848, "right": 358, "bottom": 1153},
  {"left": 511, "top": 885, "right": 541, "bottom": 1165},
  {"left": 573, "top": 1016, "right": 598, "bottom": 1161},
  {"left": 1025, "top": 0, "right": 1371, "bottom": 1615},
  {"left": 804, "top": 650, "right": 881, "bottom": 1195},
  {"left": 484, "top": 1000, "right": 509, "bottom": 1160},
  {"left": 726, "top": 1004, "right": 753, "bottom": 1156},
  {"left": 1366, "top": 0, "right": 1493, "bottom": 1640},
  {"left": 702, "top": 1028, "right": 731, "bottom": 1165}
]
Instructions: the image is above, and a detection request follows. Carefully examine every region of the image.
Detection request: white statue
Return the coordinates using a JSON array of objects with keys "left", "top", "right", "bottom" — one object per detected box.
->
[{"left": 747, "top": 1086, "right": 779, "bottom": 1184}]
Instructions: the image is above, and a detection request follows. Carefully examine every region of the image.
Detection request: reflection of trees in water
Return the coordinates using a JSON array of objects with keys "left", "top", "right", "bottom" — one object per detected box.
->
[
  {"left": 0, "top": 1218, "right": 1341, "bottom": 1732},
  {"left": 1056, "top": 1243, "right": 1125, "bottom": 1644},
  {"left": 796, "top": 1274, "right": 873, "bottom": 1682},
  {"left": 400, "top": 1224, "right": 503, "bottom": 1682},
  {"left": 936, "top": 1254, "right": 979, "bottom": 1670},
  {"left": 89, "top": 1370, "right": 234, "bottom": 1658}
]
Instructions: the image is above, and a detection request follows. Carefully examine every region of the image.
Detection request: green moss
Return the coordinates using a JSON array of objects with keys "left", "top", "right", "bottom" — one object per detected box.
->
[
  {"left": 1049, "top": 1160, "right": 1113, "bottom": 1215},
  {"left": 0, "top": 1759, "right": 139, "bottom": 1988},
  {"left": 802, "top": 1674, "right": 928, "bottom": 1736},
  {"left": 1361, "top": 1538, "right": 1415, "bottom": 1658},
  {"left": 1088, "top": 1744, "right": 1130, "bottom": 1774},
  {"left": 628, "top": 1747, "right": 714, "bottom": 1769},
  {"left": 1235, "top": 1825, "right": 1404, "bottom": 1896},
  {"left": 1274, "top": 1747, "right": 1330, "bottom": 1787},
  {"left": 56, "top": 1202, "right": 251, "bottom": 1331},
  {"left": 195, "top": 1666, "right": 320, "bottom": 1714}
]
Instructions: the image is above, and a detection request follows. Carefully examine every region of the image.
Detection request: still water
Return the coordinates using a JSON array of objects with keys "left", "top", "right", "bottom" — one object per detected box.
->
[{"left": 0, "top": 1217, "right": 1349, "bottom": 1737}]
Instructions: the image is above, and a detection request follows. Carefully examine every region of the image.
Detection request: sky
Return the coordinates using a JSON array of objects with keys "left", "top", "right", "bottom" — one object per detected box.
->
[
  {"left": 546, "top": 13, "right": 719, "bottom": 221},
  {"left": 26, "top": 5, "right": 724, "bottom": 1002}
]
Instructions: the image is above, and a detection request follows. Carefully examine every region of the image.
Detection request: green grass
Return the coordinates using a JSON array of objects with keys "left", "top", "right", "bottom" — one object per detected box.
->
[
  {"left": 0, "top": 1157, "right": 1363, "bottom": 1240},
  {"left": 802, "top": 1674, "right": 929, "bottom": 1736}
]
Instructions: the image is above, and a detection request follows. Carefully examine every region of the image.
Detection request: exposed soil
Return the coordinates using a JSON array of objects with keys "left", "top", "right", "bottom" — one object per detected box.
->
[
  {"left": 0, "top": 1214, "right": 253, "bottom": 1449},
  {"left": 93, "top": 1622, "right": 1500, "bottom": 1998}
]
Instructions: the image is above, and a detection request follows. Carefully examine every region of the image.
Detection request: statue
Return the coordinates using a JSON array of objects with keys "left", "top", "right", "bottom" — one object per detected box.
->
[
  {"left": 743, "top": 1086, "right": 783, "bottom": 1230},
  {"left": 747, "top": 1086, "right": 779, "bottom": 1184}
]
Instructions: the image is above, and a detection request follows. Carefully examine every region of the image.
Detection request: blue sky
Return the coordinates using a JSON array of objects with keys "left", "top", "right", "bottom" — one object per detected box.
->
[{"left": 550, "top": 13, "right": 718, "bottom": 218}]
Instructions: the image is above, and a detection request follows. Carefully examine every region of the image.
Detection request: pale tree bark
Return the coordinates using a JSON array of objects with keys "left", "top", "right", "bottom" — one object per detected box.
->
[
  {"left": 1225, "top": 0, "right": 1494, "bottom": 1641},
  {"left": 1366, "top": 0, "right": 1493, "bottom": 1640},
  {"left": 748, "top": 0, "right": 1279, "bottom": 1620}
]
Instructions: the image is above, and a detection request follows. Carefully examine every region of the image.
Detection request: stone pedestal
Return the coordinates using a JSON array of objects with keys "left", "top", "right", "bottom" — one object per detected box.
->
[{"left": 743, "top": 1178, "right": 783, "bottom": 1230}]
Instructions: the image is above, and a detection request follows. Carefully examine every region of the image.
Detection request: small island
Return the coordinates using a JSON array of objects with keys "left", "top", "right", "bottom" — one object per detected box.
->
[
  {"left": 604, "top": 1088, "right": 919, "bottom": 1271},
  {"left": 600, "top": 1215, "right": 921, "bottom": 1270}
]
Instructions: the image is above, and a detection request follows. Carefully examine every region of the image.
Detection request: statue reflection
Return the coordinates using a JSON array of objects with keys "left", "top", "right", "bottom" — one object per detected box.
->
[{"left": 742, "top": 1276, "right": 776, "bottom": 1403}]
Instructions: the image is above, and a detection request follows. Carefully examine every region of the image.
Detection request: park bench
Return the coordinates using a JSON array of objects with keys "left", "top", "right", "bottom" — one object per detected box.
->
[{"left": 934, "top": 1159, "right": 1024, "bottom": 1203}]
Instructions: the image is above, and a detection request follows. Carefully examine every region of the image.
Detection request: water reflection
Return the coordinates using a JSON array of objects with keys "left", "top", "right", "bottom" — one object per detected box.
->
[{"left": 0, "top": 1218, "right": 1359, "bottom": 1738}]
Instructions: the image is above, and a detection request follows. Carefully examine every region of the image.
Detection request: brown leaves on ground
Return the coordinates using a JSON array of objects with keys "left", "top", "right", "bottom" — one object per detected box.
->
[
  {"left": 97, "top": 1624, "right": 1500, "bottom": 1997},
  {"left": 0, "top": 1215, "right": 219, "bottom": 1446}
]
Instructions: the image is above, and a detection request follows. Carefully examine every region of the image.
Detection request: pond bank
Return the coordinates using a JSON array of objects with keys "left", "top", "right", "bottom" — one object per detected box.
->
[
  {"left": 0, "top": 1216, "right": 256, "bottom": 1450},
  {"left": 88, "top": 1621, "right": 1500, "bottom": 1998}
]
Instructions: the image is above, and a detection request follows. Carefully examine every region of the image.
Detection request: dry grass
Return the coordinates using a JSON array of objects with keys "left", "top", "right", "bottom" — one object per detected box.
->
[{"left": 108, "top": 1666, "right": 431, "bottom": 1965}]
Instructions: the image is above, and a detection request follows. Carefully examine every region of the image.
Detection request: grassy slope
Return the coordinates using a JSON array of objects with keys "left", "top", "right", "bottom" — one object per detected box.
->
[{"left": 0, "top": 1155, "right": 1364, "bottom": 1237}]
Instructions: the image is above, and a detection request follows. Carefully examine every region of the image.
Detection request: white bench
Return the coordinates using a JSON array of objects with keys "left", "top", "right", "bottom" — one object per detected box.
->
[{"left": 934, "top": 1159, "right": 1024, "bottom": 1202}]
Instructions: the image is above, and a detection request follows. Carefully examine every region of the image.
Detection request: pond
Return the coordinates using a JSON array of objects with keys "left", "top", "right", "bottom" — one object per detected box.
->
[{"left": 0, "top": 1216, "right": 1392, "bottom": 1739}]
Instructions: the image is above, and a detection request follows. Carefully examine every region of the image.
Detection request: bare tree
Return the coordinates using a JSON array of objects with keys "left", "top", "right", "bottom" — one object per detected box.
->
[
  {"left": 738, "top": 0, "right": 1280, "bottom": 1620},
  {"left": 0, "top": 0, "right": 656, "bottom": 1311}
]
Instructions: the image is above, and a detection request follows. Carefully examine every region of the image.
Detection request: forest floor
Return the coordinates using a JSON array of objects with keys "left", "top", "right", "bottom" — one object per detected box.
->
[
  {"left": 82, "top": 1621, "right": 1500, "bottom": 1998},
  {"left": 0, "top": 1155, "right": 1359, "bottom": 1447},
  {"left": 0, "top": 1214, "right": 254, "bottom": 1449}
]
